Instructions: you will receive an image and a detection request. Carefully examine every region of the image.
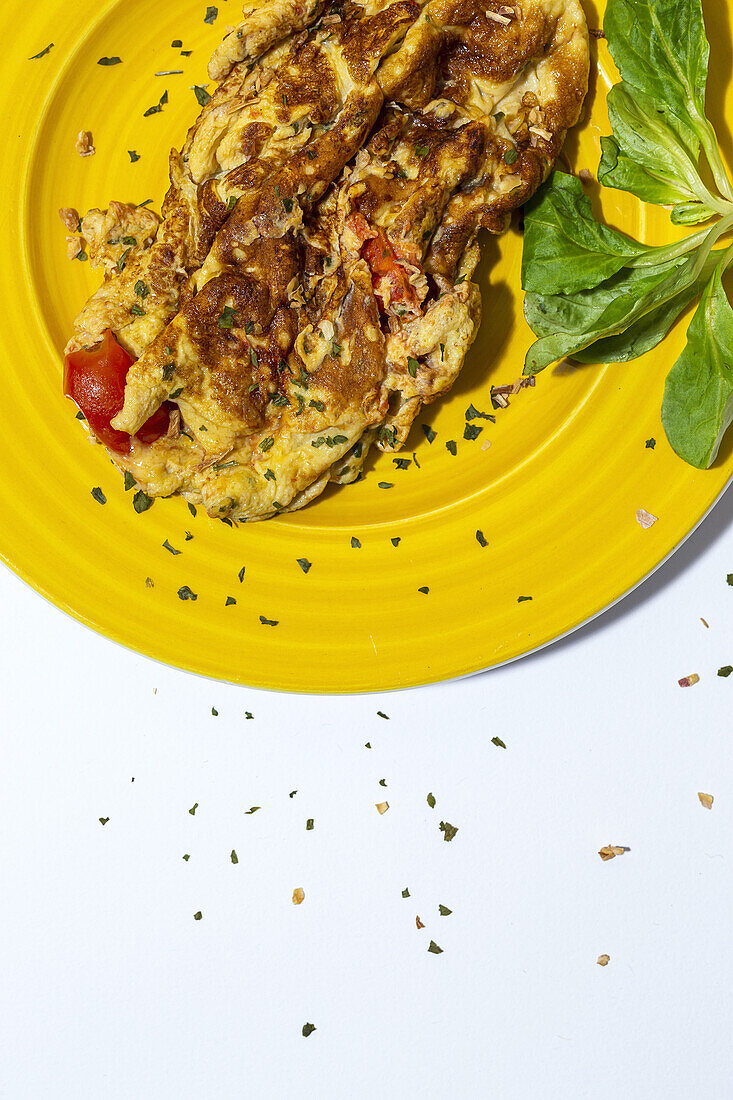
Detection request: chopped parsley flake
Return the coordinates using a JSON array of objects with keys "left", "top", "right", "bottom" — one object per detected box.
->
[
  {"left": 245, "top": 807, "right": 260, "bottom": 815},
  {"left": 439, "top": 821, "right": 458, "bottom": 842},
  {"left": 97, "top": 56, "right": 122, "bottom": 66},
  {"left": 438, "top": 905, "right": 452, "bottom": 916},
  {"left": 29, "top": 44, "right": 54, "bottom": 60},
  {"left": 418, "top": 586, "right": 429, "bottom": 594},
  {"left": 476, "top": 530, "right": 488, "bottom": 547},
  {"left": 517, "top": 595, "right": 533, "bottom": 603},
  {"left": 99, "top": 817, "right": 109, "bottom": 825},
  {"left": 402, "top": 888, "right": 410, "bottom": 898},
  {"left": 238, "top": 566, "right": 246, "bottom": 583},
  {"left": 407, "top": 357, "right": 419, "bottom": 377},
  {"left": 211, "top": 707, "right": 218, "bottom": 717},
  {"left": 225, "top": 596, "right": 237, "bottom": 606},
  {"left": 427, "top": 792, "right": 436, "bottom": 808},
  {"left": 302, "top": 1023, "right": 316, "bottom": 1038},
  {"left": 504, "top": 147, "right": 518, "bottom": 165},
  {"left": 259, "top": 436, "right": 274, "bottom": 452},
  {"left": 193, "top": 85, "right": 211, "bottom": 107},
  {"left": 351, "top": 536, "right": 361, "bottom": 548},
  {"left": 204, "top": 6, "right": 218, "bottom": 23},
  {"left": 259, "top": 615, "right": 278, "bottom": 626},
  {"left": 124, "top": 471, "right": 135, "bottom": 491},
  {"left": 128, "top": 150, "right": 141, "bottom": 162},
  {"left": 718, "top": 666, "right": 733, "bottom": 677},
  {"left": 465, "top": 403, "right": 495, "bottom": 422},
  {"left": 306, "top": 818, "right": 314, "bottom": 830},
  {"left": 421, "top": 424, "right": 436, "bottom": 443},
  {"left": 463, "top": 424, "right": 483, "bottom": 441},
  {"left": 178, "top": 586, "right": 198, "bottom": 601},
  {"left": 377, "top": 711, "right": 389, "bottom": 720},
  {"left": 428, "top": 941, "right": 443, "bottom": 954},
  {"left": 163, "top": 539, "right": 181, "bottom": 556},
  {"left": 189, "top": 803, "right": 198, "bottom": 816},
  {"left": 188, "top": 502, "right": 197, "bottom": 518},
  {"left": 218, "top": 305, "right": 237, "bottom": 328},
  {"left": 193, "top": 911, "right": 202, "bottom": 920},
  {"left": 378, "top": 482, "right": 393, "bottom": 489},
  {"left": 133, "top": 490, "right": 153, "bottom": 513},
  {"left": 91, "top": 486, "right": 106, "bottom": 505},
  {"left": 446, "top": 441, "right": 457, "bottom": 455},
  {"left": 391, "top": 537, "right": 401, "bottom": 547},
  {"left": 491, "top": 736, "right": 507, "bottom": 749},
  {"left": 297, "top": 558, "right": 312, "bottom": 574},
  {"left": 231, "top": 849, "right": 239, "bottom": 863}
]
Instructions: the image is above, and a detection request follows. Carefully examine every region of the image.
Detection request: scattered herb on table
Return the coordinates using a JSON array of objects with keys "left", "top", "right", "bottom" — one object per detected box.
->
[
  {"left": 402, "top": 887, "right": 410, "bottom": 898},
  {"left": 439, "top": 821, "right": 458, "bottom": 842},
  {"left": 302, "top": 1023, "right": 316, "bottom": 1038},
  {"left": 377, "top": 710, "right": 389, "bottom": 720},
  {"left": 521, "top": 0, "right": 733, "bottom": 467},
  {"left": 178, "top": 586, "right": 198, "bottom": 601},
  {"left": 427, "top": 792, "right": 436, "bottom": 808},
  {"left": 245, "top": 807, "right": 260, "bottom": 815},
  {"left": 231, "top": 849, "right": 239, "bottom": 863},
  {"left": 204, "top": 6, "right": 218, "bottom": 23},
  {"left": 211, "top": 707, "right": 218, "bottom": 717},
  {"left": 297, "top": 558, "right": 312, "bottom": 574},
  {"left": 259, "top": 614, "right": 278, "bottom": 626},
  {"left": 717, "top": 665, "right": 733, "bottom": 677},
  {"left": 439, "top": 904, "right": 452, "bottom": 916},
  {"left": 193, "top": 911, "right": 202, "bottom": 920},
  {"left": 133, "top": 490, "right": 153, "bottom": 513},
  {"left": 428, "top": 941, "right": 443, "bottom": 954},
  {"left": 225, "top": 596, "right": 236, "bottom": 606},
  {"left": 163, "top": 539, "right": 181, "bottom": 555},
  {"left": 491, "top": 736, "right": 507, "bottom": 748},
  {"left": 306, "top": 818, "right": 314, "bottom": 830},
  {"left": 193, "top": 85, "right": 211, "bottom": 106},
  {"left": 99, "top": 817, "right": 109, "bottom": 825},
  {"left": 91, "top": 487, "right": 106, "bottom": 505},
  {"left": 189, "top": 803, "right": 198, "bottom": 816}
]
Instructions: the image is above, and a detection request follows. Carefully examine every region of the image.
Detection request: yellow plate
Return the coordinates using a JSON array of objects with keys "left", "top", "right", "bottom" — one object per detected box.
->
[{"left": 1, "top": 0, "right": 731, "bottom": 693}]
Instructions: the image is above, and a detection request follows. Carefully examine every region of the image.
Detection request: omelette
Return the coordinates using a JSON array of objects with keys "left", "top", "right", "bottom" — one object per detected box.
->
[{"left": 62, "top": 0, "right": 589, "bottom": 520}]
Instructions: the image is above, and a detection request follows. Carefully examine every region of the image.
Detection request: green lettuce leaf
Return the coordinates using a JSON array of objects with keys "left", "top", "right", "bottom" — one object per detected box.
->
[
  {"left": 662, "top": 257, "right": 733, "bottom": 468},
  {"left": 521, "top": 172, "right": 650, "bottom": 295}
]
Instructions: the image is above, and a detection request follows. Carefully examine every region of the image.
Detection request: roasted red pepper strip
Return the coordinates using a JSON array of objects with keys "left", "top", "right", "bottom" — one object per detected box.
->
[{"left": 64, "top": 329, "right": 170, "bottom": 454}]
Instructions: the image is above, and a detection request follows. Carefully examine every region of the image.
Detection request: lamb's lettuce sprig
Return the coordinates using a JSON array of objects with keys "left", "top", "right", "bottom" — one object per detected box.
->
[{"left": 521, "top": 0, "right": 733, "bottom": 468}]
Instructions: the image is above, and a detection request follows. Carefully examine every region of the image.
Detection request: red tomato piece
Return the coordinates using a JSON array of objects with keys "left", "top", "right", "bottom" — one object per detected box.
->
[
  {"left": 361, "top": 229, "right": 420, "bottom": 314},
  {"left": 64, "top": 329, "right": 170, "bottom": 454}
]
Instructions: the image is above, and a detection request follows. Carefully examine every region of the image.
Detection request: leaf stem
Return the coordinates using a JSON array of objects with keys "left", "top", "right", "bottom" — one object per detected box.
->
[{"left": 629, "top": 212, "right": 733, "bottom": 269}]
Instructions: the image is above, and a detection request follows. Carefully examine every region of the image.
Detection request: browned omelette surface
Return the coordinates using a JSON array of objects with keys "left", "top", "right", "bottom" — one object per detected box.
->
[{"left": 63, "top": 0, "right": 589, "bottom": 520}]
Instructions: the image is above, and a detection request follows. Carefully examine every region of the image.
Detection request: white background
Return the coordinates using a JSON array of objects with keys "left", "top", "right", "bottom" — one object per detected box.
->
[{"left": 1, "top": 491, "right": 732, "bottom": 1099}]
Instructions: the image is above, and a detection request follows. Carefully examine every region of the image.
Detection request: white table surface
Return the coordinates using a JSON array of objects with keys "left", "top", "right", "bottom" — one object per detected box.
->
[{"left": 1, "top": 489, "right": 732, "bottom": 1099}]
